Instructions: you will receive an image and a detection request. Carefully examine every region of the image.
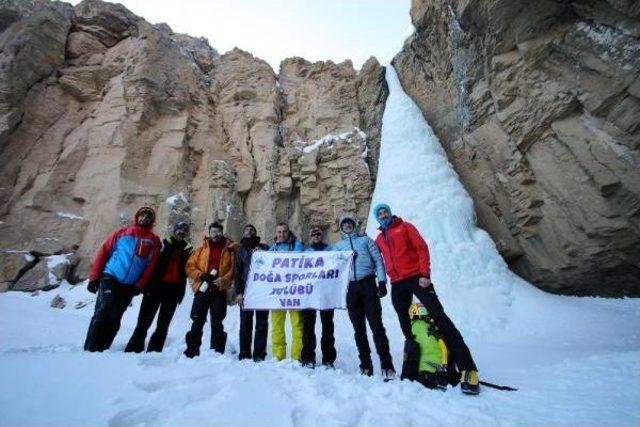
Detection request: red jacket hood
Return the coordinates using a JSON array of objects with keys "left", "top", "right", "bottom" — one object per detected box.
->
[{"left": 133, "top": 206, "right": 156, "bottom": 228}]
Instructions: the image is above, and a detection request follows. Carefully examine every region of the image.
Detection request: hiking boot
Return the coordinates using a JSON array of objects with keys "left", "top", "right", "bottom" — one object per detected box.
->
[
  {"left": 302, "top": 362, "right": 316, "bottom": 369},
  {"left": 183, "top": 348, "right": 199, "bottom": 359},
  {"left": 322, "top": 362, "right": 335, "bottom": 369},
  {"left": 382, "top": 369, "right": 396, "bottom": 382},
  {"left": 460, "top": 370, "right": 480, "bottom": 395},
  {"left": 360, "top": 367, "right": 373, "bottom": 376}
]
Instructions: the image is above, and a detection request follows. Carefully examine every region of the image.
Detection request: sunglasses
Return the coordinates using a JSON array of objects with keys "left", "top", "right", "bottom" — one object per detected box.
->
[{"left": 310, "top": 232, "right": 323, "bottom": 237}]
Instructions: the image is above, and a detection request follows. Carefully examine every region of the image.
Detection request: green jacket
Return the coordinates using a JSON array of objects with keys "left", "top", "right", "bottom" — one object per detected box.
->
[{"left": 411, "top": 318, "right": 448, "bottom": 374}]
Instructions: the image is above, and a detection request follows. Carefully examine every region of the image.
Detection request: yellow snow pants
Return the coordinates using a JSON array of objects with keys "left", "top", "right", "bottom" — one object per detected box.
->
[{"left": 270, "top": 309, "right": 303, "bottom": 361}]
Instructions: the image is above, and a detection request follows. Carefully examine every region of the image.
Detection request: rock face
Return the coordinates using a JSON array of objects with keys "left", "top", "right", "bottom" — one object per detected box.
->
[
  {"left": 394, "top": 0, "right": 640, "bottom": 295},
  {"left": 0, "top": 0, "right": 388, "bottom": 289}
]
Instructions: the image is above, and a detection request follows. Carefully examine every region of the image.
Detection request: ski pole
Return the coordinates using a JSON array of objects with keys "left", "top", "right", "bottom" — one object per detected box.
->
[{"left": 479, "top": 381, "right": 518, "bottom": 391}]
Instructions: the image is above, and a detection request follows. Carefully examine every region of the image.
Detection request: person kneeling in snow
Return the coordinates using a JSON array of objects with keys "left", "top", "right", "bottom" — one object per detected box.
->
[
  {"left": 184, "top": 222, "right": 238, "bottom": 358},
  {"left": 125, "top": 222, "right": 193, "bottom": 353},
  {"left": 373, "top": 203, "right": 480, "bottom": 394},
  {"left": 84, "top": 206, "right": 161, "bottom": 352},
  {"left": 403, "top": 303, "right": 459, "bottom": 390}
]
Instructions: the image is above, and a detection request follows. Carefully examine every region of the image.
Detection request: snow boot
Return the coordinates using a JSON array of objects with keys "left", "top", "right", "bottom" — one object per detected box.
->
[
  {"left": 184, "top": 347, "right": 199, "bottom": 358},
  {"left": 360, "top": 367, "right": 373, "bottom": 376},
  {"left": 460, "top": 370, "right": 480, "bottom": 395},
  {"left": 382, "top": 369, "right": 397, "bottom": 382},
  {"left": 400, "top": 339, "right": 420, "bottom": 381}
]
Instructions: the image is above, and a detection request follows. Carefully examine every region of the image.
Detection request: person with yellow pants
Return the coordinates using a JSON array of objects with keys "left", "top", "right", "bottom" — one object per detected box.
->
[{"left": 269, "top": 222, "right": 305, "bottom": 361}]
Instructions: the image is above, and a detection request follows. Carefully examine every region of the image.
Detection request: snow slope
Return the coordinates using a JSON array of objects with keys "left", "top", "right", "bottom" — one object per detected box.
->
[{"left": 1, "top": 66, "right": 639, "bottom": 426}]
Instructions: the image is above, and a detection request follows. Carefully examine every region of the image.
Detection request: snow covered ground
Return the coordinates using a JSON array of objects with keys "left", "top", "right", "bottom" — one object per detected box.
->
[{"left": 1, "top": 66, "right": 639, "bottom": 426}]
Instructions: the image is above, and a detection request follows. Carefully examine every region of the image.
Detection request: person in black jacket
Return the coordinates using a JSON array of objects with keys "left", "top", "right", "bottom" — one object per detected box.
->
[
  {"left": 300, "top": 225, "right": 337, "bottom": 368},
  {"left": 234, "top": 224, "right": 269, "bottom": 361},
  {"left": 125, "top": 222, "right": 193, "bottom": 353}
]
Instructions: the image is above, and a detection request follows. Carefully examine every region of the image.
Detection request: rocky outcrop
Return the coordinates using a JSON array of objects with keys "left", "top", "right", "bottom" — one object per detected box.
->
[
  {"left": 394, "top": 0, "right": 640, "bottom": 295},
  {"left": 0, "top": 0, "right": 388, "bottom": 290}
]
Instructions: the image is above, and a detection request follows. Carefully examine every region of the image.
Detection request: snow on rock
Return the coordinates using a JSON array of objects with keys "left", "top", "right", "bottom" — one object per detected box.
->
[
  {"left": 46, "top": 253, "right": 73, "bottom": 286},
  {"left": 56, "top": 212, "right": 84, "bottom": 220},
  {"left": 166, "top": 192, "right": 189, "bottom": 205},
  {"left": 299, "top": 127, "right": 367, "bottom": 154}
]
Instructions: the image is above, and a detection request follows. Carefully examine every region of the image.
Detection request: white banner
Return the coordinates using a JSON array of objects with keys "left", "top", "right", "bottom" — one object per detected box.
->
[{"left": 243, "top": 250, "right": 353, "bottom": 310}]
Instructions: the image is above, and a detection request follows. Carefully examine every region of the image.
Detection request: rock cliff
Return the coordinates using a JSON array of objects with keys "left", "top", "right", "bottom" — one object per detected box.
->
[
  {"left": 394, "top": 0, "right": 640, "bottom": 295},
  {"left": 0, "top": 0, "right": 387, "bottom": 291}
]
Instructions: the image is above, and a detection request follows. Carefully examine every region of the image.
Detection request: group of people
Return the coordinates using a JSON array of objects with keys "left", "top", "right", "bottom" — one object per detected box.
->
[{"left": 83, "top": 203, "right": 480, "bottom": 395}]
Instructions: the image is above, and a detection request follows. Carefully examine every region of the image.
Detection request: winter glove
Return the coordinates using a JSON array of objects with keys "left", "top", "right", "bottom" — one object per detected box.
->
[
  {"left": 200, "top": 273, "right": 216, "bottom": 284},
  {"left": 87, "top": 279, "right": 100, "bottom": 294},
  {"left": 377, "top": 281, "right": 387, "bottom": 298}
]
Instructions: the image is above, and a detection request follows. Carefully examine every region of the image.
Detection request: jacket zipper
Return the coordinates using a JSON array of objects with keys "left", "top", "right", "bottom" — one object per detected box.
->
[{"left": 348, "top": 235, "right": 357, "bottom": 281}]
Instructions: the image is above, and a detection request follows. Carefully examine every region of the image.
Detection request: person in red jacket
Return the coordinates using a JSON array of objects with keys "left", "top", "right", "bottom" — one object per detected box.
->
[
  {"left": 372, "top": 203, "right": 480, "bottom": 395},
  {"left": 84, "top": 206, "right": 161, "bottom": 352}
]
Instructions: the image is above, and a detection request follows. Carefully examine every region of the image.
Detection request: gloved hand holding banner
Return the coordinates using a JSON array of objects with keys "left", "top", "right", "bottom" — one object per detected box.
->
[{"left": 243, "top": 250, "right": 353, "bottom": 310}]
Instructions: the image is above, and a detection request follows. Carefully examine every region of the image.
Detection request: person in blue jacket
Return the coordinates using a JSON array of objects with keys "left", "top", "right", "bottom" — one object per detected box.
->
[
  {"left": 84, "top": 206, "right": 161, "bottom": 352},
  {"left": 332, "top": 215, "right": 395, "bottom": 379},
  {"left": 300, "top": 225, "right": 336, "bottom": 368}
]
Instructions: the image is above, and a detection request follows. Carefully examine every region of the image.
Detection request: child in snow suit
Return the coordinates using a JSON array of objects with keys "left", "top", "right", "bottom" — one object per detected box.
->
[{"left": 403, "top": 303, "right": 458, "bottom": 390}]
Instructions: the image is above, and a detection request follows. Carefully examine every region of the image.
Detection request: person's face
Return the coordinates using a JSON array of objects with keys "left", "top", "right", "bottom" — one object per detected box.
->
[
  {"left": 243, "top": 226, "right": 257, "bottom": 238},
  {"left": 309, "top": 228, "right": 323, "bottom": 244},
  {"left": 275, "top": 225, "right": 290, "bottom": 243},
  {"left": 173, "top": 227, "right": 188, "bottom": 241},
  {"left": 137, "top": 211, "right": 153, "bottom": 227},
  {"left": 377, "top": 208, "right": 390, "bottom": 222},
  {"left": 341, "top": 221, "right": 355, "bottom": 234},
  {"left": 209, "top": 227, "right": 223, "bottom": 242}
]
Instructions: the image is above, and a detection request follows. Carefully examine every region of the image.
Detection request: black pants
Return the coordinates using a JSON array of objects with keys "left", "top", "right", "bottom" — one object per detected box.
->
[
  {"left": 238, "top": 309, "right": 269, "bottom": 361},
  {"left": 391, "top": 276, "right": 477, "bottom": 371},
  {"left": 347, "top": 275, "right": 394, "bottom": 371},
  {"left": 184, "top": 290, "right": 227, "bottom": 357},
  {"left": 301, "top": 309, "right": 336, "bottom": 366},
  {"left": 84, "top": 276, "right": 135, "bottom": 352},
  {"left": 125, "top": 282, "right": 180, "bottom": 353}
]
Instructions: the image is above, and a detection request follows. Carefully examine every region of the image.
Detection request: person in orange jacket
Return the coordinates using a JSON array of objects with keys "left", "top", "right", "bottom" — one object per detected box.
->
[{"left": 184, "top": 221, "right": 238, "bottom": 358}]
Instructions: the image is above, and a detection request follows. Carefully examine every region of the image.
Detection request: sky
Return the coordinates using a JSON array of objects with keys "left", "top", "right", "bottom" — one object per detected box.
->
[{"left": 68, "top": 0, "right": 412, "bottom": 71}]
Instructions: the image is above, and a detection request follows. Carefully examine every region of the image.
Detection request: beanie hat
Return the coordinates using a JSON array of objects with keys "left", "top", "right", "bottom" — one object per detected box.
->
[
  {"left": 134, "top": 206, "right": 156, "bottom": 227},
  {"left": 174, "top": 221, "right": 190, "bottom": 233},
  {"left": 373, "top": 203, "right": 392, "bottom": 229},
  {"left": 208, "top": 221, "right": 223, "bottom": 232}
]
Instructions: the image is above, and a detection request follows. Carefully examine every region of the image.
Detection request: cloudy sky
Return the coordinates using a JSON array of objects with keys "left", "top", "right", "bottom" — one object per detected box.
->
[{"left": 70, "top": 0, "right": 412, "bottom": 71}]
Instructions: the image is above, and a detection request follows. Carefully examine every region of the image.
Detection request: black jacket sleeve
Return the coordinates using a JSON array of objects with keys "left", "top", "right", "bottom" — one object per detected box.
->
[{"left": 234, "top": 247, "right": 246, "bottom": 295}]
